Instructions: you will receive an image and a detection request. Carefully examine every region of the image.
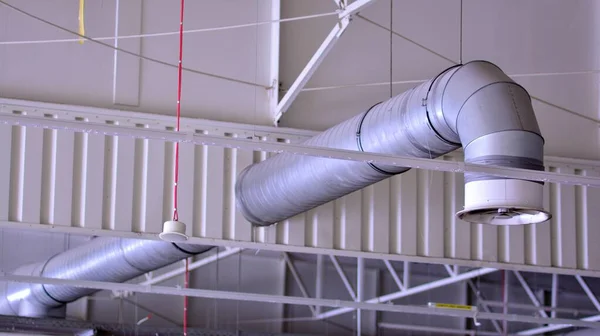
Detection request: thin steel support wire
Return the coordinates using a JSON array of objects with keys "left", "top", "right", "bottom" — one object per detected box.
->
[
  {"left": 0, "top": 0, "right": 268, "bottom": 89},
  {"left": 299, "top": 70, "right": 600, "bottom": 93},
  {"left": 0, "top": 12, "right": 340, "bottom": 46},
  {"left": 356, "top": 13, "right": 456, "bottom": 64},
  {"left": 355, "top": 12, "right": 600, "bottom": 125}
]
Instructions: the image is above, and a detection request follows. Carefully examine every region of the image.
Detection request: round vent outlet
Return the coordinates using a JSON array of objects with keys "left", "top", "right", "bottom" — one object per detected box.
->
[{"left": 457, "top": 206, "right": 551, "bottom": 225}]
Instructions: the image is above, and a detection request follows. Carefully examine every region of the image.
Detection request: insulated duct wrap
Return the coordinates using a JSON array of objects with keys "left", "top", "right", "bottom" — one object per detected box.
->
[
  {"left": 236, "top": 61, "right": 547, "bottom": 226},
  {"left": 0, "top": 237, "right": 212, "bottom": 317}
]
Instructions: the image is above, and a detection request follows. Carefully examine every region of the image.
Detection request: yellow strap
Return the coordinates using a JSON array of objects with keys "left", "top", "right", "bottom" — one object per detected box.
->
[
  {"left": 428, "top": 303, "right": 476, "bottom": 311},
  {"left": 78, "top": 0, "right": 85, "bottom": 44}
]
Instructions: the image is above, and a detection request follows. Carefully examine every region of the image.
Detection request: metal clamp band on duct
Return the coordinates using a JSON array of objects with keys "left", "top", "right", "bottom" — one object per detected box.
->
[
  {"left": 235, "top": 60, "right": 551, "bottom": 227},
  {"left": 0, "top": 237, "right": 213, "bottom": 318}
]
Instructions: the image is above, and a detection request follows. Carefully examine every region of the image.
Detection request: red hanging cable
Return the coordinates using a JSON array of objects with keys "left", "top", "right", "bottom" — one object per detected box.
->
[
  {"left": 172, "top": 0, "right": 187, "bottom": 334},
  {"left": 172, "top": 0, "right": 185, "bottom": 222},
  {"left": 184, "top": 258, "right": 189, "bottom": 336}
]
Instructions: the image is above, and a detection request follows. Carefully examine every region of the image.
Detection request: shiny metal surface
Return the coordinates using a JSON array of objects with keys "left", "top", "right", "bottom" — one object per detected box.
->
[
  {"left": 0, "top": 237, "right": 212, "bottom": 317},
  {"left": 235, "top": 60, "right": 545, "bottom": 226}
]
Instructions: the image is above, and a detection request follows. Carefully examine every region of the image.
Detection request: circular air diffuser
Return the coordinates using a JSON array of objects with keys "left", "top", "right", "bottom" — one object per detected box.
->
[
  {"left": 159, "top": 220, "right": 189, "bottom": 242},
  {"left": 457, "top": 206, "right": 551, "bottom": 225},
  {"left": 457, "top": 179, "right": 551, "bottom": 225}
]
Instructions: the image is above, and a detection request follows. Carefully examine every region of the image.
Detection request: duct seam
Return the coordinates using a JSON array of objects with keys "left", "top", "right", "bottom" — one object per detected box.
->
[{"left": 355, "top": 101, "right": 396, "bottom": 175}]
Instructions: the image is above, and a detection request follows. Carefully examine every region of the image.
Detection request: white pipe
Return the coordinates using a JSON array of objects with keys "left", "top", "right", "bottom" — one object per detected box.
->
[
  {"left": 317, "top": 268, "right": 497, "bottom": 320},
  {"left": 4, "top": 274, "right": 600, "bottom": 329}
]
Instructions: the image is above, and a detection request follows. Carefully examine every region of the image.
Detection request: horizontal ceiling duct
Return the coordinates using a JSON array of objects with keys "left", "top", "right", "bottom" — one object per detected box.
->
[
  {"left": 236, "top": 60, "right": 551, "bottom": 227},
  {"left": 0, "top": 237, "right": 213, "bottom": 318}
]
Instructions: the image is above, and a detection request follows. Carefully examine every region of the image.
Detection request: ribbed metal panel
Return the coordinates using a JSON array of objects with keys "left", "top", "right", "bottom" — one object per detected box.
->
[{"left": 1, "top": 100, "right": 599, "bottom": 274}]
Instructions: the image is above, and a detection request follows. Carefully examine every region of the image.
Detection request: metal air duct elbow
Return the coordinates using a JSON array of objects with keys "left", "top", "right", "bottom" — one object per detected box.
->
[{"left": 235, "top": 60, "right": 551, "bottom": 227}]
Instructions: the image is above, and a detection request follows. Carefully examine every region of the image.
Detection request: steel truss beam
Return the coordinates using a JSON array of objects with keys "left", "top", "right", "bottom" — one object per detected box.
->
[
  {"left": 273, "top": 0, "right": 379, "bottom": 122},
  {"left": 516, "top": 275, "right": 600, "bottom": 335},
  {"left": 513, "top": 271, "right": 548, "bottom": 318},
  {"left": 283, "top": 253, "right": 317, "bottom": 316},
  {"left": 2, "top": 274, "right": 600, "bottom": 329},
  {"left": 316, "top": 268, "right": 497, "bottom": 319},
  {"left": 379, "top": 322, "right": 501, "bottom": 336},
  {"left": 0, "top": 112, "right": 597, "bottom": 189}
]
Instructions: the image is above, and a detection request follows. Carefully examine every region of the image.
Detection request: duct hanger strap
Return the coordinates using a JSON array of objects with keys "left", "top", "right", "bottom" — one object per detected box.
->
[{"left": 355, "top": 102, "right": 396, "bottom": 176}]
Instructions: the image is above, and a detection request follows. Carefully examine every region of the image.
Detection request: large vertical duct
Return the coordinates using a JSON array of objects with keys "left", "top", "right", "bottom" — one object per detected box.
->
[
  {"left": 236, "top": 60, "right": 551, "bottom": 226},
  {"left": 0, "top": 237, "right": 213, "bottom": 317}
]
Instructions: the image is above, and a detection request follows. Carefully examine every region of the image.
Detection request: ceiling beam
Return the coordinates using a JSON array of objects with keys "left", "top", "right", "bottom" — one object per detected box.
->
[
  {"left": 1, "top": 112, "right": 598, "bottom": 188},
  {"left": 274, "top": 17, "right": 350, "bottom": 123},
  {"left": 4, "top": 272, "right": 600, "bottom": 329}
]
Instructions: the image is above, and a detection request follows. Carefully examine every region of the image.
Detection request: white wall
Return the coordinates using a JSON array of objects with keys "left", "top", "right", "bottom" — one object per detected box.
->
[{"left": 0, "top": 0, "right": 274, "bottom": 125}]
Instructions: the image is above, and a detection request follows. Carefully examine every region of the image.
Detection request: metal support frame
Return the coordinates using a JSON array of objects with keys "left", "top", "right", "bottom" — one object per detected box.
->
[
  {"left": 466, "top": 280, "right": 504, "bottom": 335},
  {"left": 273, "top": 0, "right": 379, "bottom": 122},
  {"left": 2, "top": 273, "right": 600, "bottom": 329},
  {"left": 379, "top": 322, "right": 501, "bottom": 336},
  {"left": 513, "top": 271, "right": 549, "bottom": 318},
  {"left": 356, "top": 257, "right": 364, "bottom": 336},
  {"left": 576, "top": 275, "right": 600, "bottom": 311},
  {"left": 516, "top": 314, "right": 600, "bottom": 335},
  {"left": 443, "top": 264, "right": 503, "bottom": 335},
  {"left": 282, "top": 252, "right": 317, "bottom": 316},
  {"left": 274, "top": 17, "right": 350, "bottom": 122},
  {"left": 383, "top": 260, "right": 405, "bottom": 291},
  {"left": 329, "top": 255, "right": 357, "bottom": 300},
  {"left": 316, "top": 268, "right": 497, "bottom": 320},
  {"left": 551, "top": 273, "right": 559, "bottom": 318},
  {"left": 403, "top": 261, "right": 411, "bottom": 289},
  {"left": 0, "top": 111, "right": 596, "bottom": 189},
  {"left": 315, "top": 254, "right": 324, "bottom": 315},
  {"left": 480, "top": 300, "right": 599, "bottom": 317},
  {"left": 513, "top": 273, "right": 600, "bottom": 335}
]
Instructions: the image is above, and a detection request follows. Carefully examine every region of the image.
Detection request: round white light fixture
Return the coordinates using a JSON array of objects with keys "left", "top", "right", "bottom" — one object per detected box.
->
[{"left": 159, "top": 220, "right": 189, "bottom": 242}]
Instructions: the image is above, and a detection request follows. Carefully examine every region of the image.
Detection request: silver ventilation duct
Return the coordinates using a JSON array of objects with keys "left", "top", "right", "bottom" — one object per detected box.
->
[
  {"left": 236, "top": 60, "right": 551, "bottom": 226},
  {"left": 0, "top": 237, "right": 212, "bottom": 317}
]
